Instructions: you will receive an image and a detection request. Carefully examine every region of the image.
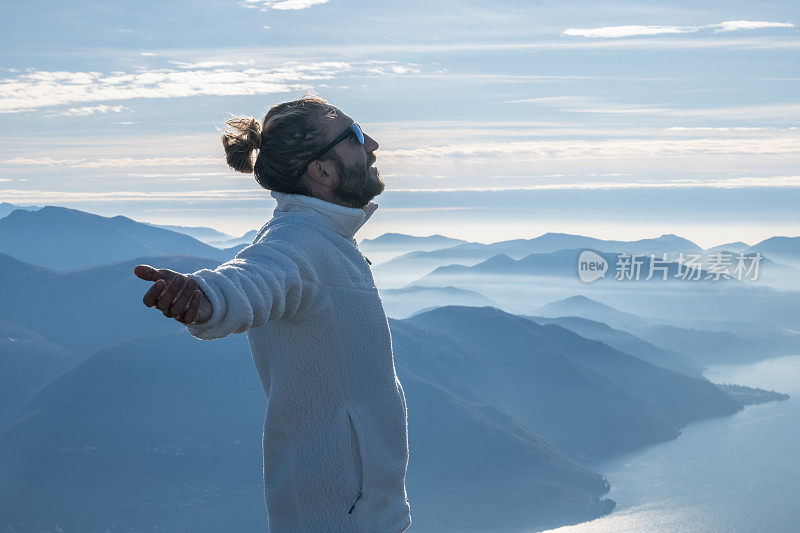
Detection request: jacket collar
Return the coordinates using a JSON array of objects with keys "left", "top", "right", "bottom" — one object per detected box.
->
[{"left": 270, "top": 191, "right": 378, "bottom": 240}]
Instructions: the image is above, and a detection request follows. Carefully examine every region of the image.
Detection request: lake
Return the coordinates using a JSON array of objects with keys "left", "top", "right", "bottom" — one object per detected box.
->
[{"left": 545, "top": 354, "right": 800, "bottom": 533}]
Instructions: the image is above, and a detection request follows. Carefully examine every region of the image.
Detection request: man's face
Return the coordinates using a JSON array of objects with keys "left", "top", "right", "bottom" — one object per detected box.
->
[{"left": 322, "top": 109, "right": 384, "bottom": 208}]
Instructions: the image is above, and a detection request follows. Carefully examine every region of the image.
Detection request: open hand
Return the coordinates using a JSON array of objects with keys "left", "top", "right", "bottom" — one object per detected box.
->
[{"left": 133, "top": 264, "right": 212, "bottom": 325}]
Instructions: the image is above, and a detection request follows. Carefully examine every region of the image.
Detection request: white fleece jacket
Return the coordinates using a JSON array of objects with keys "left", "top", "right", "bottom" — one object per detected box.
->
[{"left": 184, "top": 191, "right": 412, "bottom": 532}]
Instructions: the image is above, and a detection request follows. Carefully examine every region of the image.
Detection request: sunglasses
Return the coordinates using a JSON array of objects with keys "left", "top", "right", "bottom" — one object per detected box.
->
[
  {"left": 298, "top": 123, "right": 365, "bottom": 178},
  {"left": 316, "top": 122, "right": 365, "bottom": 159}
]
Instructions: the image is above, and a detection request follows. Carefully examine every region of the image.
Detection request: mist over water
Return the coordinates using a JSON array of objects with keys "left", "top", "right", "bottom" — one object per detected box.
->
[{"left": 546, "top": 355, "right": 800, "bottom": 533}]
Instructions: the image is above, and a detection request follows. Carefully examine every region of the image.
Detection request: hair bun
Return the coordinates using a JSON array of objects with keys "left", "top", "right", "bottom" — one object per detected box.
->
[{"left": 221, "top": 116, "right": 262, "bottom": 173}]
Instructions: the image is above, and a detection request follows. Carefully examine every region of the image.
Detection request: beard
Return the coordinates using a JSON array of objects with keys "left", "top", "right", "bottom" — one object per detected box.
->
[{"left": 330, "top": 154, "right": 385, "bottom": 209}]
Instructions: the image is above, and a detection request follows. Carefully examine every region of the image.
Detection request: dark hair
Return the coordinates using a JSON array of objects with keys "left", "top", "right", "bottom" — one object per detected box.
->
[{"left": 221, "top": 93, "right": 337, "bottom": 196}]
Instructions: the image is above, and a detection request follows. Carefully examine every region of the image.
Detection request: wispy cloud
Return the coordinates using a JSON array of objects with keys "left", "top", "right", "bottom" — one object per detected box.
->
[
  {"left": 504, "top": 96, "right": 800, "bottom": 121},
  {"left": 665, "top": 126, "right": 771, "bottom": 132},
  {"left": 122, "top": 37, "right": 800, "bottom": 66},
  {"left": 125, "top": 172, "right": 230, "bottom": 178},
  {"left": 379, "top": 136, "right": 800, "bottom": 161},
  {"left": 504, "top": 96, "right": 668, "bottom": 114},
  {"left": 712, "top": 20, "right": 795, "bottom": 33},
  {"left": 365, "top": 60, "right": 421, "bottom": 75},
  {"left": 0, "top": 188, "right": 269, "bottom": 203},
  {"left": 3, "top": 156, "right": 220, "bottom": 168},
  {"left": 241, "top": 0, "right": 329, "bottom": 11},
  {"left": 0, "top": 63, "right": 333, "bottom": 113},
  {"left": 168, "top": 60, "right": 256, "bottom": 69},
  {"left": 564, "top": 25, "right": 699, "bottom": 39},
  {"left": 4, "top": 176, "right": 800, "bottom": 206},
  {"left": 0, "top": 60, "right": 420, "bottom": 113},
  {"left": 45, "top": 104, "right": 130, "bottom": 118},
  {"left": 563, "top": 20, "right": 795, "bottom": 38},
  {"left": 385, "top": 176, "right": 800, "bottom": 191}
]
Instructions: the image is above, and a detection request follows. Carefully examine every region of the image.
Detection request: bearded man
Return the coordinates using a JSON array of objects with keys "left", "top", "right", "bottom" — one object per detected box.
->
[{"left": 133, "top": 94, "right": 412, "bottom": 532}]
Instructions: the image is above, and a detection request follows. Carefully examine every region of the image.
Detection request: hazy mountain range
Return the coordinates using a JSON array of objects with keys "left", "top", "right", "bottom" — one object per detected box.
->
[
  {"left": 524, "top": 314, "right": 704, "bottom": 378},
  {"left": 140, "top": 222, "right": 232, "bottom": 242},
  {"left": 139, "top": 222, "right": 258, "bottom": 248},
  {"left": 0, "top": 202, "right": 40, "bottom": 219},
  {"left": 0, "top": 319, "right": 79, "bottom": 430},
  {"left": 0, "top": 206, "right": 244, "bottom": 271},
  {"left": 379, "top": 285, "right": 497, "bottom": 318},
  {"left": 0, "top": 252, "right": 219, "bottom": 353},
  {"left": 0, "top": 203, "right": 794, "bottom": 531},
  {"left": 535, "top": 295, "right": 800, "bottom": 367},
  {"left": 0, "top": 303, "right": 758, "bottom": 531},
  {"left": 405, "top": 306, "right": 742, "bottom": 461},
  {"left": 359, "top": 232, "right": 468, "bottom": 265},
  {"left": 373, "top": 231, "right": 800, "bottom": 290},
  {"left": 749, "top": 236, "right": 800, "bottom": 267},
  {"left": 0, "top": 310, "right": 617, "bottom": 531}
]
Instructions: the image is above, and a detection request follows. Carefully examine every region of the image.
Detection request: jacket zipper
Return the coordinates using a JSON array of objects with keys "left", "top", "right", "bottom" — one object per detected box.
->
[
  {"left": 352, "top": 238, "right": 372, "bottom": 265},
  {"left": 348, "top": 490, "right": 362, "bottom": 514},
  {"left": 347, "top": 408, "right": 364, "bottom": 515}
]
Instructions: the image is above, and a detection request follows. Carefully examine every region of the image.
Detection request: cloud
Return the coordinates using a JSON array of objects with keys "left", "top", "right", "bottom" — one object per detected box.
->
[
  {"left": 0, "top": 60, "right": 420, "bottom": 113},
  {"left": 365, "top": 60, "right": 421, "bottom": 75},
  {"left": 4, "top": 175, "right": 800, "bottom": 207},
  {"left": 504, "top": 96, "right": 800, "bottom": 121},
  {"left": 384, "top": 175, "right": 800, "bottom": 191},
  {"left": 378, "top": 136, "right": 800, "bottom": 161},
  {"left": 712, "top": 21, "right": 795, "bottom": 33},
  {"left": 504, "top": 96, "right": 668, "bottom": 114},
  {"left": 168, "top": 60, "right": 256, "bottom": 69},
  {"left": 241, "top": 0, "right": 329, "bottom": 11},
  {"left": 125, "top": 172, "right": 230, "bottom": 178},
  {"left": 127, "top": 37, "right": 800, "bottom": 68},
  {"left": 2, "top": 156, "right": 220, "bottom": 168},
  {"left": 665, "top": 126, "right": 769, "bottom": 132},
  {"left": 0, "top": 188, "right": 270, "bottom": 203},
  {"left": 563, "top": 20, "right": 795, "bottom": 38},
  {"left": 45, "top": 104, "right": 130, "bottom": 118},
  {"left": 563, "top": 25, "right": 699, "bottom": 38},
  {"left": 0, "top": 62, "right": 348, "bottom": 113}
]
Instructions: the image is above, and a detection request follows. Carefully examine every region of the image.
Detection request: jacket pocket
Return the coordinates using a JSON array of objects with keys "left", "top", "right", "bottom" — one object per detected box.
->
[{"left": 346, "top": 407, "right": 364, "bottom": 514}]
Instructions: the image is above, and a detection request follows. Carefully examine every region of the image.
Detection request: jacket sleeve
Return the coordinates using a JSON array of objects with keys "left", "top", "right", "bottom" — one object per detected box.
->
[{"left": 183, "top": 241, "right": 312, "bottom": 340}]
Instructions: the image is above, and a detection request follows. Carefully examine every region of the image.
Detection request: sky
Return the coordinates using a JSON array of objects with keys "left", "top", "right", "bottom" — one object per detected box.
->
[{"left": 1, "top": 0, "right": 799, "bottom": 248}]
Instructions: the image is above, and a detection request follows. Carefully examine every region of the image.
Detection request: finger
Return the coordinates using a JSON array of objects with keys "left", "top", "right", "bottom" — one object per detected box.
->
[
  {"left": 157, "top": 275, "right": 186, "bottom": 317},
  {"left": 143, "top": 279, "right": 166, "bottom": 307},
  {"left": 170, "top": 277, "right": 197, "bottom": 318},
  {"left": 157, "top": 275, "right": 185, "bottom": 317},
  {"left": 134, "top": 264, "right": 161, "bottom": 282},
  {"left": 183, "top": 290, "right": 202, "bottom": 324},
  {"left": 134, "top": 265, "right": 176, "bottom": 284},
  {"left": 173, "top": 290, "right": 194, "bottom": 323}
]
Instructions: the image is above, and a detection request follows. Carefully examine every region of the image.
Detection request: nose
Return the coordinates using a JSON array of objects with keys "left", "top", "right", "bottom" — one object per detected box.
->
[{"left": 364, "top": 133, "right": 379, "bottom": 152}]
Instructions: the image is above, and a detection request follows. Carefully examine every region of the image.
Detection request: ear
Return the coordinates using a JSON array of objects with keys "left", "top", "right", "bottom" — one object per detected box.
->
[{"left": 306, "top": 159, "right": 336, "bottom": 188}]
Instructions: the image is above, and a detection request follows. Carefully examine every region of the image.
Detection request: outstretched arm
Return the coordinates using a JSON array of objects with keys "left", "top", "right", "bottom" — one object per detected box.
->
[
  {"left": 184, "top": 242, "right": 309, "bottom": 340},
  {"left": 135, "top": 242, "right": 310, "bottom": 341}
]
